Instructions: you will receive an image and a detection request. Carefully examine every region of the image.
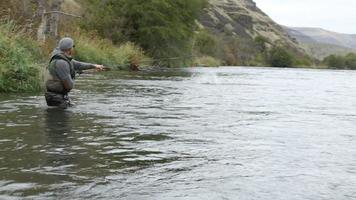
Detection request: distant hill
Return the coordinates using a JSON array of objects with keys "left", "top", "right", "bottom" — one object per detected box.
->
[
  {"left": 288, "top": 27, "right": 356, "bottom": 49},
  {"left": 285, "top": 27, "right": 316, "bottom": 43},
  {"left": 300, "top": 42, "right": 356, "bottom": 60},
  {"left": 199, "top": 0, "right": 307, "bottom": 65},
  {"left": 285, "top": 26, "right": 356, "bottom": 59}
]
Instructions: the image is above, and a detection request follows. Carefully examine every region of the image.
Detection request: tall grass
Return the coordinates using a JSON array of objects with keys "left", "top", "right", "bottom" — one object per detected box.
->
[
  {"left": 73, "top": 32, "right": 150, "bottom": 69},
  {"left": 193, "top": 56, "right": 221, "bottom": 67},
  {"left": 0, "top": 20, "right": 44, "bottom": 93}
]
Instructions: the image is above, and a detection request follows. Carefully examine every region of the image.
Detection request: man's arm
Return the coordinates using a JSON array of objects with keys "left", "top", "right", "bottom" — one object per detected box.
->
[
  {"left": 55, "top": 60, "right": 74, "bottom": 92},
  {"left": 72, "top": 59, "right": 104, "bottom": 71}
]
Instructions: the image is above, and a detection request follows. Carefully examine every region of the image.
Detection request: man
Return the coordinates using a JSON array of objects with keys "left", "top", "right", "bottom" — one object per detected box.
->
[{"left": 45, "top": 37, "right": 104, "bottom": 108}]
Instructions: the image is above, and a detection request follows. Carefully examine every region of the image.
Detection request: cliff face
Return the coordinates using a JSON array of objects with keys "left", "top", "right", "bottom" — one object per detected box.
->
[
  {"left": 202, "top": 0, "right": 300, "bottom": 45},
  {"left": 199, "top": 0, "right": 305, "bottom": 64}
]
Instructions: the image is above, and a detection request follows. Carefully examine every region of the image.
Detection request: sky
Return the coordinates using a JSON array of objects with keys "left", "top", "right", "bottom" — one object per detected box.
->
[{"left": 253, "top": 0, "right": 356, "bottom": 34}]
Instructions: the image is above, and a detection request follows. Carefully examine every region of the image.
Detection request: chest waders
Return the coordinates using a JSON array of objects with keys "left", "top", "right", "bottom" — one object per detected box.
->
[{"left": 45, "top": 54, "right": 76, "bottom": 109}]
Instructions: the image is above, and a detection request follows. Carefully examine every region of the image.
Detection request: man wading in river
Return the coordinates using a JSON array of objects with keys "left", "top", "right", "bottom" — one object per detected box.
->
[{"left": 45, "top": 37, "right": 104, "bottom": 109}]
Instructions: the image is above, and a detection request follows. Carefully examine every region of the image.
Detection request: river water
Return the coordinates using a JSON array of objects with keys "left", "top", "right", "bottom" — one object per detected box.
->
[{"left": 0, "top": 67, "right": 355, "bottom": 200}]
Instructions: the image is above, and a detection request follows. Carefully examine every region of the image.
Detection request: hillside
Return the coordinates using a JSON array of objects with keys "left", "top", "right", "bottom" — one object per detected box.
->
[
  {"left": 301, "top": 42, "right": 356, "bottom": 60},
  {"left": 284, "top": 27, "right": 316, "bottom": 43},
  {"left": 285, "top": 26, "right": 356, "bottom": 59},
  {"left": 289, "top": 27, "right": 356, "bottom": 49},
  {"left": 199, "top": 0, "right": 307, "bottom": 65},
  {"left": 204, "top": 0, "right": 299, "bottom": 45}
]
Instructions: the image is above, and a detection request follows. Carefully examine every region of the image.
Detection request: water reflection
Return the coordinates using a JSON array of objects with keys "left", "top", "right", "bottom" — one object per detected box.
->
[
  {"left": 44, "top": 109, "right": 74, "bottom": 172},
  {"left": 45, "top": 108, "right": 72, "bottom": 135}
]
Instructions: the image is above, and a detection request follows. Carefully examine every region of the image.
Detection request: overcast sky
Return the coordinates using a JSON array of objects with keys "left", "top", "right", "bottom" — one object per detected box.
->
[{"left": 253, "top": 0, "right": 356, "bottom": 34}]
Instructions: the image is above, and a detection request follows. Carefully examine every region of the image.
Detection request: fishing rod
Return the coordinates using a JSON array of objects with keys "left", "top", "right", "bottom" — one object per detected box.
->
[
  {"left": 77, "top": 55, "right": 198, "bottom": 74},
  {"left": 139, "top": 55, "right": 197, "bottom": 63},
  {"left": 102, "top": 55, "right": 196, "bottom": 71}
]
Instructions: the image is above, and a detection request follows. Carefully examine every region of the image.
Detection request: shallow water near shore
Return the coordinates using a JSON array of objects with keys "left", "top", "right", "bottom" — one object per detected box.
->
[{"left": 0, "top": 67, "right": 356, "bottom": 200}]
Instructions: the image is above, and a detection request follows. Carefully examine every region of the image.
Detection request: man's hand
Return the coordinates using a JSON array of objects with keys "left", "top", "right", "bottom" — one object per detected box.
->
[{"left": 94, "top": 64, "right": 105, "bottom": 71}]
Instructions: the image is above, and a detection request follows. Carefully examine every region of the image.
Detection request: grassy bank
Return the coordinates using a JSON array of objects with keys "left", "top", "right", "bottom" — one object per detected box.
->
[
  {"left": 0, "top": 20, "right": 150, "bottom": 93},
  {"left": 0, "top": 20, "right": 44, "bottom": 93}
]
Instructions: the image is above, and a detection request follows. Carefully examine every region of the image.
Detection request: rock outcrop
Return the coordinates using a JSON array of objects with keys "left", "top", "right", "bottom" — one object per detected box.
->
[{"left": 202, "top": 0, "right": 300, "bottom": 45}]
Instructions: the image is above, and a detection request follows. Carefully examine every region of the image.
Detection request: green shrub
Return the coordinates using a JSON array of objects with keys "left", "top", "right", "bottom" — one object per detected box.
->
[
  {"left": 195, "top": 30, "right": 217, "bottom": 56},
  {"left": 268, "top": 46, "right": 294, "bottom": 67},
  {"left": 324, "top": 53, "right": 356, "bottom": 69},
  {"left": 345, "top": 53, "right": 356, "bottom": 69},
  {"left": 323, "top": 54, "right": 346, "bottom": 69},
  {"left": 294, "top": 57, "right": 313, "bottom": 67},
  {"left": 0, "top": 20, "right": 44, "bottom": 93}
]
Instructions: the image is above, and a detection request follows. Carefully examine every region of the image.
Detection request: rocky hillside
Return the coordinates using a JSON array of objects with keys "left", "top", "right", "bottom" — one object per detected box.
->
[
  {"left": 198, "top": 0, "right": 306, "bottom": 64},
  {"left": 204, "top": 0, "right": 298, "bottom": 44}
]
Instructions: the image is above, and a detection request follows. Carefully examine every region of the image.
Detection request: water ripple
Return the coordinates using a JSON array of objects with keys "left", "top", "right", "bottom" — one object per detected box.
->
[{"left": 1, "top": 67, "right": 356, "bottom": 199}]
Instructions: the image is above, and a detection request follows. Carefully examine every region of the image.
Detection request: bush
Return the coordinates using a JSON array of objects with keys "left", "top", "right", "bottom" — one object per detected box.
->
[
  {"left": 294, "top": 56, "right": 313, "bottom": 67},
  {"left": 345, "top": 53, "right": 356, "bottom": 69},
  {"left": 268, "top": 46, "right": 294, "bottom": 67},
  {"left": 193, "top": 56, "right": 221, "bottom": 67},
  {"left": 0, "top": 20, "right": 44, "bottom": 93},
  {"left": 323, "top": 54, "right": 346, "bottom": 69},
  {"left": 324, "top": 53, "right": 356, "bottom": 69},
  {"left": 195, "top": 30, "right": 217, "bottom": 56}
]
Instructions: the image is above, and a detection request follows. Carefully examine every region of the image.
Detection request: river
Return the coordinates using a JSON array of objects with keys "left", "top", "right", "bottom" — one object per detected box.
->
[{"left": 0, "top": 67, "right": 355, "bottom": 200}]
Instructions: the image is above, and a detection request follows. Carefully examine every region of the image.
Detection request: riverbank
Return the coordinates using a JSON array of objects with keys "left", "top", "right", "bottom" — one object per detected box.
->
[
  {"left": 0, "top": 20, "right": 346, "bottom": 94},
  {"left": 0, "top": 20, "right": 149, "bottom": 93},
  {"left": 0, "top": 20, "right": 43, "bottom": 93}
]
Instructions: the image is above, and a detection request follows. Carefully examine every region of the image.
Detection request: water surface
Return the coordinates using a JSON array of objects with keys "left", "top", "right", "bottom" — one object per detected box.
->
[{"left": 0, "top": 67, "right": 356, "bottom": 200}]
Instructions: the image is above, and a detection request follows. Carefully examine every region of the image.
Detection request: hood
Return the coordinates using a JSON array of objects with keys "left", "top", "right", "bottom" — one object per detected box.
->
[{"left": 51, "top": 47, "right": 73, "bottom": 60}]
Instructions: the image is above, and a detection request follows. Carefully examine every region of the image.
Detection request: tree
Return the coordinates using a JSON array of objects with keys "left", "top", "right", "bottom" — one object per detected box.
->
[
  {"left": 345, "top": 53, "right": 356, "bottom": 69},
  {"left": 268, "top": 46, "right": 294, "bottom": 67},
  {"left": 21, "top": 0, "right": 32, "bottom": 18},
  {"left": 323, "top": 55, "right": 345, "bottom": 69},
  {"left": 194, "top": 30, "right": 217, "bottom": 56},
  {"left": 37, "top": 0, "right": 81, "bottom": 44},
  {"left": 82, "top": 0, "right": 207, "bottom": 66}
]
